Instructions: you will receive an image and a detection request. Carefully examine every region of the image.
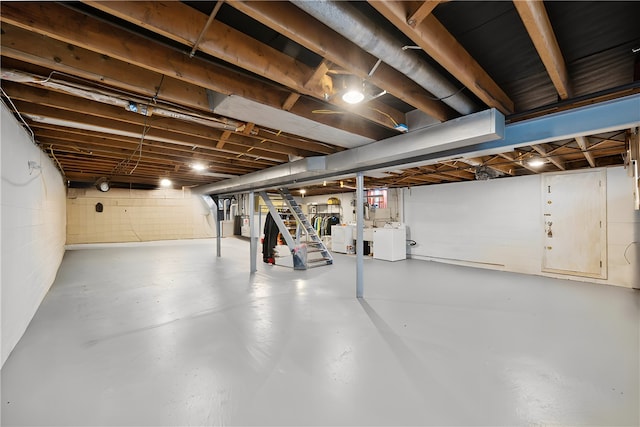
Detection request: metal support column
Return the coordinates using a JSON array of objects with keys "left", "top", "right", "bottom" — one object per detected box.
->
[
  {"left": 249, "top": 191, "right": 257, "bottom": 273},
  {"left": 356, "top": 172, "right": 364, "bottom": 298},
  {"left": 211, "top": 195, "right": 222, "bottom": 257}
]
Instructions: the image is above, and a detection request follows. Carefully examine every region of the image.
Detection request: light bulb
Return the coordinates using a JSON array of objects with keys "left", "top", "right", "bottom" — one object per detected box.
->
[
  {"left": 528, "top": 158, "right": 545, "bottom": 168},
  {"left": 342, "top": 89, "right": 365, "bottom": 104}
]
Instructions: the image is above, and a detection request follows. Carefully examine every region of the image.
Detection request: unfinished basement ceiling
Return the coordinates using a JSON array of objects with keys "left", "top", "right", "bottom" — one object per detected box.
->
[{"left": 1, "top": 1, "right": 639, "bottom": 195}]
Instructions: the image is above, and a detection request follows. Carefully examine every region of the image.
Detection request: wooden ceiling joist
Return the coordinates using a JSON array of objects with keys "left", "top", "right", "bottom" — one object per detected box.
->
[
  {"left": 303, "top": 60, "right": 332, "bottom": 94},
  {"left": 30, "top": 123, "right": 278, "bottom": 168},
  {"left": 574, "top": 136, "right": 597, "bottom": 167},
  {"left": 472, "top": 157, "right": 516, "bottom": 176},
  {"left": 3, "top": 82, "right": 332, "bottom": 160},
  {"left": 228, "top": 0, "right": 455, "bottom": 122},
  {"left": 406, "top": 1, "right": 441, "bottom": 27},
  {"left": 15, "top": 100, "right": 291, "bottom": 163},
  {"left": 215, "top": 130, "right": 232, "bottom": 150},
  {"left": 0, "top": 24, "right": 188, "bottom": 106},
  {"left": 434, "top": 163, "right": 476, "bottom": 180},
  {"left": 282, "top": 93, "right": 301, "bottom": 112},
  {"left": 0, "top": 1, "right": 632, "bottom": 190},
  {"left": 531, "top": 144, "right": 566, "bottom": 170},
  {"left": 368, "top": 0, "right": 514, "bottom": 114},
  {"left": 388, "top": 172, "right": 443, "bottom": 186},
  {"left": 82, "top": 1, "right": 406, "bottom": 131},
  {"left": 38, "top": 136, "right": 259, "bottom": 176},
  {"left": 514, "top": 0, "right": 572, "bottom": 100},
  {"left": 498, "top": 152, "right": 541, "bottom": 174},
  {"left": 0, "top": 2, "right": 390, "bottom": 141},
  {"left": 2, "top": 26, "right": 342, "bottom": 154}
]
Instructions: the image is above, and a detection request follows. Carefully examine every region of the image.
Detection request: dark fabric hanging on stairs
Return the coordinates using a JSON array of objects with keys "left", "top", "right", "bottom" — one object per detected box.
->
[{"left": 262, "top": 212, "right": 280, "bottom": 263}]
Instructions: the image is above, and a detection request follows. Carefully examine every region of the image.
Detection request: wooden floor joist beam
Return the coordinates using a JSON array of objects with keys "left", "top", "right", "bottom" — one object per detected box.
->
[{"left": 1, "top": 3, "right": 393, "bottom": 140}]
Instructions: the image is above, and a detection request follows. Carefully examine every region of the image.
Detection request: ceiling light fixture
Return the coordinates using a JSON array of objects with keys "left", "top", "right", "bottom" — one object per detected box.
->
[
  {"left": 342, "top": 89, "right": 365, "bottom": 104},
  {"left": 527, "top": 158, "right": 545, "bottom": 168},
  {"left": 192, "top": 163, "right": 206, "bottom": 171},
  {"left": 160, "top": 178, "right": 172, "bottom": 187},
  {"left": 341, "top": 75, "right": 365, "bottom": 104},
  {"left": 95, "top": 177, "right": 110, "bottom": 192}
]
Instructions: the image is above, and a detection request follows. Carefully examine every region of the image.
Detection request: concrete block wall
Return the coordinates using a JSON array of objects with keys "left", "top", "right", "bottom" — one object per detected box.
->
[
  {"left": 66, "top": 188, "right": 215, "bottom": 244},
  {"left": 1, "top": 103, "right": 67, "bottom": 366}
]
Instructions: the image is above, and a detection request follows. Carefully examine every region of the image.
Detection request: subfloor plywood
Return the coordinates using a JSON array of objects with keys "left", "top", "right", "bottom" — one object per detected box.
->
[{"left": 2, "top": 238, "right": 638, "bottom": 426}]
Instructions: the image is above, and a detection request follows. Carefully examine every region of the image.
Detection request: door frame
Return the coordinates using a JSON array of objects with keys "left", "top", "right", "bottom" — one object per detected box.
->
[{"left": 541, "top": 168, "right": 608, "bottom": 279}]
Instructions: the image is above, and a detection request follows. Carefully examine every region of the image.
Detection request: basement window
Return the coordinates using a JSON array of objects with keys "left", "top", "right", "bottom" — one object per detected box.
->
[{"left": 366, "top": 189, "right": 387, "bottom": 208}]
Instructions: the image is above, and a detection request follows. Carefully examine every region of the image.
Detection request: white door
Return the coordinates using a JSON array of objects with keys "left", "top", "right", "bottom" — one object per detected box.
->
[{"left": 542, "top": 170, "right": 607, "bottom": 279}]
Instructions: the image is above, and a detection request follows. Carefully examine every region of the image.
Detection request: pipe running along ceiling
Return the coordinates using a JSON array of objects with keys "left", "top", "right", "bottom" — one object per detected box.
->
[
  {"left": 291, "top": 0, "right": 480, "bottom": 115},
  {"left": 0, "top": 1, "right": 637, "bottom": 192}
]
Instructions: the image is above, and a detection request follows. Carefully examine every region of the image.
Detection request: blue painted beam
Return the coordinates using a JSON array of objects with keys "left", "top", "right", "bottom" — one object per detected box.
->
[
  {"left": 390, "top": 93, "right": 639, "bottom": 170},
  {"left": 474, "top": 93, "right": 640, "bottom": 153}
]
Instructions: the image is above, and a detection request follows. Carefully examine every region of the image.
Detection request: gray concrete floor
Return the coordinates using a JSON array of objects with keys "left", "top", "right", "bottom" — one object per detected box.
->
[{"left": 2, "top": 237, "right": 639, "bottom": 426}]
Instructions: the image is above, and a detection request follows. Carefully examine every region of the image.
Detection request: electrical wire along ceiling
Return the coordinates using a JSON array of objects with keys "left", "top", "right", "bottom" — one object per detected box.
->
[{"left": 1, "top": 1, "right": 639, "bottom": 195}]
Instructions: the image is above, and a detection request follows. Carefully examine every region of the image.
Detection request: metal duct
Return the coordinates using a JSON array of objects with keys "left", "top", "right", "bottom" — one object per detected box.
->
[
  {"left": 291, "top": 0, "right": 480, "bottom": 115},
  {"left": 324, "top": 109, "right": 503, "bottom": 172},
  {"left": 195, "top": 93, "right": 640, "bottom": 197},
  {"left": 194, "top": 108, "right": 503, "bottom": 196},
  {"left": 195, "top": 156, "right": 329, "bottom": 197},
  {"left": 208, "top": 92, "right": 374, "bottom": 148}
]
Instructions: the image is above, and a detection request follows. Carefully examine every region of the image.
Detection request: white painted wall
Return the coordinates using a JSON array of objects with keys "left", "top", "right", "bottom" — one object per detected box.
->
[
  {"left": 1, "top": 103, "right": 67, "bottom": 367},
  {"left": 607, "top": 167, "right": 640, "bottom": 287},
  {"left": 403, "top": 166, "right": 639, "bottom": 288}
]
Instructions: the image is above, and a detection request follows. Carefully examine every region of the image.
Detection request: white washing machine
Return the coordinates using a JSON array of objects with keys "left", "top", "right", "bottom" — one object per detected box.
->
[
  {"left": 373, "top": 226, "right": 406, "bottom": 261},
  {"left": 331, "top": 225, "right": 354, "bottom": 253}
]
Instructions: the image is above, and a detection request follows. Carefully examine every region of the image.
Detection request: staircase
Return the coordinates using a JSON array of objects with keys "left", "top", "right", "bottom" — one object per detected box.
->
[{"left": 259, "top": 189, "right": 333, "bottom": 270}]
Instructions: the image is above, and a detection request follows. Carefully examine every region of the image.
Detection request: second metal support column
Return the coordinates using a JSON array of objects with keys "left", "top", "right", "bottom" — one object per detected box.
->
[
  {"left": 211, "top": 195, "right": 222, "bottom": 257},
  {"left": 356, "top": 172, "right": 364, "bottom": 298},
  {"left": 249, "top": 191, "right": 257, "bottom": 273}
]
